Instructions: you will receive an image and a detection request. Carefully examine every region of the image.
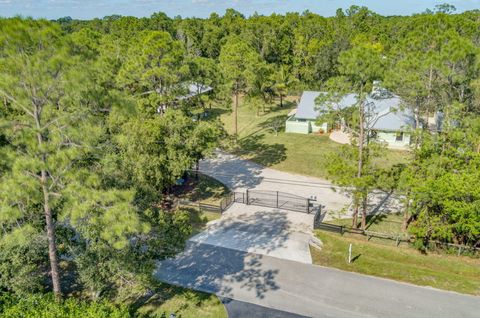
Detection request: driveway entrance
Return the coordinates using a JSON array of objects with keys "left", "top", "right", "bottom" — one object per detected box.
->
[{"left": 192, "top": 203, "right": 314, "bottom": 264}]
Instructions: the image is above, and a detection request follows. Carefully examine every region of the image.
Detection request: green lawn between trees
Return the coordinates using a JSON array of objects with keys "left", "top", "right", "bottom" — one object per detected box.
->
[
  {"left": 211, "top": 97, "right": 409, "bottom": 178},
  {"left": 311, "top": 231, "right": 480, "bottom": 296}
]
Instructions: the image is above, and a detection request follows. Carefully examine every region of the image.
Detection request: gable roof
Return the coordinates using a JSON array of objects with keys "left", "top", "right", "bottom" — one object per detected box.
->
[{"left": 294, "top": 90, "right": 416, "bottom": 131}]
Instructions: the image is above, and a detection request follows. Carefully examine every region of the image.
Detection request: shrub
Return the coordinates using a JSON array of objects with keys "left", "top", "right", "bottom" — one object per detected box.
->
[{"left": 0, "top": 293, "right": 131, "bottom": 318}]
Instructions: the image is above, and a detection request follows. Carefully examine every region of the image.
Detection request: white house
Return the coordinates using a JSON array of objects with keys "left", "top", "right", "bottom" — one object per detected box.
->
[{"left": 285, "top": 88, "right": 416, "bottom": 149}]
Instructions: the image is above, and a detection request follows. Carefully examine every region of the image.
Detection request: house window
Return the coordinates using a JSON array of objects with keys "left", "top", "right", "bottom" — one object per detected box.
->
[{"left": 395, "top": 132, "right": 404, "bottom": 142}]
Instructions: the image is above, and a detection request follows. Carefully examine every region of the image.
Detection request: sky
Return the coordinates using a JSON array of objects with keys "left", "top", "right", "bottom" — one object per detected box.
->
[{"left": 0, "top": 0, "right": 479, "bottom": 20}]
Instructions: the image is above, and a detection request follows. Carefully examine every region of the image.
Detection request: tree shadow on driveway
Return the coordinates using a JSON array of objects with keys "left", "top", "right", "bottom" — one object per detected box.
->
[
  {"left": 154, "top": 210, "right": 295, "bottom": 300},
  {"left": 199, "top": 151, "right": 266, "bottom": 190}
]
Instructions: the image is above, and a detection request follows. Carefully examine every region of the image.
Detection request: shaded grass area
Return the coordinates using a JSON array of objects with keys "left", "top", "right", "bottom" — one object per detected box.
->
[
  {"left": 172, "top": 173, "right": 230, "bottom": 205},
  {"left": 330, "top": 213, "right": 405, "bottom": 234},
  {"left": 311, "top": 231, "right": 480, "bottom": 295},
  {"left": 214, "top": 98, "right": 410, "bottom": 178},
  {"left": 134, "top": 283, "right": 226, "bottom": 318},
  {"left": 184, "top": 206, "right": 222, "bottom": 237}
]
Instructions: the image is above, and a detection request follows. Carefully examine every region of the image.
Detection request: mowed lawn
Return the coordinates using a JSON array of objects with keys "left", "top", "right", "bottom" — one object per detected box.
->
[
  {"left": 213, "top": 97, "right": 409, "bottom": 179},
  {"left": 311, "top": 231, "right": 480, "bottom": 295}
]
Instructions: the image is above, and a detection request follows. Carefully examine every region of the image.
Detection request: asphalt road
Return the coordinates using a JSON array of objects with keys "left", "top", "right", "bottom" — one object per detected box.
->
[
  {"left": 155, "top": 242, "right": 480, "bottom": 318},
  {"left": 221, "top": 298, "right": 310, "bottom": 318}
]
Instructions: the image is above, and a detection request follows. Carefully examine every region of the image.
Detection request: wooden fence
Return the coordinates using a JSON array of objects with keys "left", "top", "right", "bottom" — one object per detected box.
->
[{"left": 315, "top": 221, "right": 479, "bottom": 256}]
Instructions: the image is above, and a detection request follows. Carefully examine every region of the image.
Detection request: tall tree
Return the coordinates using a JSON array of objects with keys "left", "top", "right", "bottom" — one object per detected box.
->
[
  {"left": 219, "top": 36, "right": 262, "bottom": 138},
  {"left": 117, "top": 30, "right": 186, "bottom": 114},
  {"left": 272, "top": 65, "right": 297, "bottom": 107},
  {"left": 318, "top": 44, "right": 385, "bottom": 229}
]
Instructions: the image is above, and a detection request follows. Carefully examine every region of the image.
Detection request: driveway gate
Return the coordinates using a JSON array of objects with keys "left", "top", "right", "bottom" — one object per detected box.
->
[{"left": 246, "top": 190, "right": 311, "bottom": 213}]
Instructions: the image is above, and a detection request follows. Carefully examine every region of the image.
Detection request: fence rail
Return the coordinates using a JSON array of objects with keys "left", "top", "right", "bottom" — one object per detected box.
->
[
  {"left": 174, "top": 192, "right": 239, "bottom": 214},
  {"left": 315, "top": 221, "right": 479, "bottom": 256},
  {"left": 246, "top": 189, "right": 311, "bottom": 213},
  {"left": 315, "top": 222, "right": 344, "bottom": 234}
]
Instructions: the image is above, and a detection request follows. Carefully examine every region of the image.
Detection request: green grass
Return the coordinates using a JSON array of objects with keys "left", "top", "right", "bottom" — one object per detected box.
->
[
  {"left": 214, "top": 97, "right": 410, "bottom": 179},
  {"left": 171, "top": 173, "right": 228, "bottom": 236},
  {"left": 330, "top": 213, "right": 405, "bottom": 234},
  {"left": 135, "top": 283, "right": 226, "bottom": 318},
  {"left": 185, "top": 206, "right": 222, "bottom": 236},
  {"left": 173, "top": 173, "right": 230, "bottom": 205},
  {"left": 311, "top": 231, "right": 480, "bottom": 295}
]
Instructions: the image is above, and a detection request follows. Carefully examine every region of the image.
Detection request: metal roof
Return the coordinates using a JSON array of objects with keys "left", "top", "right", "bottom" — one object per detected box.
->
[{"left": 294, "top": 90, "right": 415, "bottom": 131}]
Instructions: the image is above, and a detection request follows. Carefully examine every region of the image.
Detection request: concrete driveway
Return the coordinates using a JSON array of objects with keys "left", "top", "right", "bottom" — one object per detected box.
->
[
  {"left": 190, "top": 203, "right": 314, "bottom": 264},
  {"left": 156, "top": 242, "right": 480, "bottom": 318},
  {"left": 199, "top": 151, "right": 403, "bottom": 221}
]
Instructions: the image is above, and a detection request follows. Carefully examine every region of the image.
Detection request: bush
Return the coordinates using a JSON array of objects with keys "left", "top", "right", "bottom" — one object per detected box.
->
[{"left": 0, "top": 293, "right": 131, "bottom": 318}]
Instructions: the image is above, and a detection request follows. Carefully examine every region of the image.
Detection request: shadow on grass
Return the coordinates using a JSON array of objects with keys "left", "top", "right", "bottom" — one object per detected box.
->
[
  {"left": 204, "top": 107, "right": 231, "bottom": 121},
  {"left": 258, "top": 114, "right": 288, "bottom": 136},
  {"left": 172, "top": 173, "right": 230, "bottom": 204},
  {"left": 237, "top": 133, "right": 286, "bottom": 167},
  {"left": 365, "top": 214, "right": 387, "bottom": 231},
  {"left": 351, "top": 254, "right": 362, "bottom": 263}
]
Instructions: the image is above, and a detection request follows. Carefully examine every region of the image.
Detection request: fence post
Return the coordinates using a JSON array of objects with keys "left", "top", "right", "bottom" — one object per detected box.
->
[
  {"left": 246, "top": 189, "right": 249, "bottom": 205},
  {"left": 307, "top": 199, "right": 310, "bottom": 214},
  {"left": 276, "top": 191, "right": 279, "bottom": 208}
]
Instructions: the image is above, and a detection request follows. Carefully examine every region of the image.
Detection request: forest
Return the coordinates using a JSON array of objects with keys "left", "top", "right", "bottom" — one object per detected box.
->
[{"left": 1, "top": 4, "right": 479, "bottom": 316}]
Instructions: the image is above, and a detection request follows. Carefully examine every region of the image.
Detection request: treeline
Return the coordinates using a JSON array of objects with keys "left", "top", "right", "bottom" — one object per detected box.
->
[
  {"left": 54, "top": 6, "right": 480, "bottom": 250},
  {"left": 0, "top": 4, "right": 479, "bottom": 312},
  {"left": 0, "top": 16, "right": 223, "bottom": 308}
]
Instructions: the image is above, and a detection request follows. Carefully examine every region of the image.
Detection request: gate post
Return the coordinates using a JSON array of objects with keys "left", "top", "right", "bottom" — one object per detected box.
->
[
  {"left": 246, "top": 189, "right": 249, "bottom": 205},
  {"left": 307, "top": 199, "right": 310, "bottom": 214}
]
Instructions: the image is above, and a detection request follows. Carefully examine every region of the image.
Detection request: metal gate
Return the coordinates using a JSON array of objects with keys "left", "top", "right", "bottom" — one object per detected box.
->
[{"left": 246, "top": 190, "right": 311, "bottom": 213}]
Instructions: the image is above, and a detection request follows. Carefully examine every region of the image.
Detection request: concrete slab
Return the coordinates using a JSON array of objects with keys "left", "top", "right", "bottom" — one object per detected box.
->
[{"left": 191, "top": 204, "right": 313, "bottom": 264}]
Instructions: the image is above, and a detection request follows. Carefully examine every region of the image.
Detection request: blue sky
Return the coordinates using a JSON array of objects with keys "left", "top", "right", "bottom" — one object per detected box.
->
[{"left": 0, "top": 0, "right": 479, "bottom": 20}]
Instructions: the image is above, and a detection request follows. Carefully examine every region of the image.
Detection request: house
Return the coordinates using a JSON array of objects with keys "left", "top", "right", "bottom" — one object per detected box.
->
[
  {"left": 156, "top": 82, "right": 213, "bottom": 114},
  {"left": 285, "top": 88, "right": 416, "bottom": 149}
]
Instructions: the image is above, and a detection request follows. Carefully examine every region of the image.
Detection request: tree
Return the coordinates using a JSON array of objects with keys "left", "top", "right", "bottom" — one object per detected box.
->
[
  {"left": 117, "top": 30, "right": 186, "bottom": 114},
  {"left": 186, "top": 56, "right": 218, "bottom": 109},
  {"left": 219, "top": 36, "right": 262, "bottom": 138},
  {"left": 272, "top": 65, "right": 297, "bottom": 107},
  {"left": 404, "top": 117, "right": 480, "bottom": 249},
  {"left": 0, "top": 19, "right": 83, "bottom": 299},
  {"left": 117, "top": 109, "right": 222, "bottom": 199},
  {"left": 317, "top": 44, "right": 385, "bottom": 229}
]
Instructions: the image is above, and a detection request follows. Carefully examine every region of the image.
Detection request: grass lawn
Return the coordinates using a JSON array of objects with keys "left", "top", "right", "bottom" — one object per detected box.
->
[
  {"left": 171, "top": 173, "right": 229, "bottom": 235},
  {"left": 330, "top": 213, "right": 405, "bottom": 234},
  {"left": 311, "top": 231, "right": 480, "bottom": 295},
  {"left": 173, "top": 173, "right": 230, "bottom": 205},
  {"left": 212, "top": 97, "right": 410, "bottom": 179},
  {"left": 135, "top": 283, "right": 226, "bottom": 318}
]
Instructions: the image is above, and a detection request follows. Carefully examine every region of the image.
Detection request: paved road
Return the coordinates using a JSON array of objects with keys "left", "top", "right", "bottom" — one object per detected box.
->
[
  {"left": 221, "top": 298, "right": 309, "bottom": 318},
  {"left": 200, "top": 151, "right": 402, "bottom": 221},
  {"left": 156, "top": 243, "right": 480, "bottom": 318}
]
